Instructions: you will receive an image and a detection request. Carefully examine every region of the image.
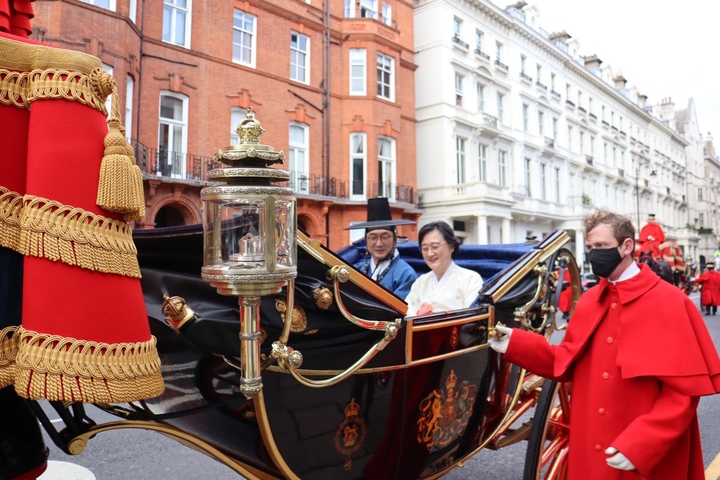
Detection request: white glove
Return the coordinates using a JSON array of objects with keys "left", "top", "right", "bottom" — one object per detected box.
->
[
  {"left": 648, "top": 235, "right": 654, "bottom": 241},
  {"left": 605, "top": 447, "right": 635, "bottom": 471},
  {"left": 488, "top": 325, "right": 512, "bottom": 354}
]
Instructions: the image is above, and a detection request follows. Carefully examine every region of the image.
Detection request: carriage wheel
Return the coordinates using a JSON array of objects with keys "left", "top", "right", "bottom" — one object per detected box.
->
[{"left": 523, "top": 380, "right": 571, "bottom": 480}]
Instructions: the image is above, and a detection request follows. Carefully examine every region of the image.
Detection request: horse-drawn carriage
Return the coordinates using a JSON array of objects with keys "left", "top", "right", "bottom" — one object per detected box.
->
[{"left": 28, "top": 221, "right": 582, "bottom": 479}]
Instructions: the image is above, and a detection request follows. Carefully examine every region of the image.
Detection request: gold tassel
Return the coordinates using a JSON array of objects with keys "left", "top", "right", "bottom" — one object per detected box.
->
[
  {"left": 0, "top": 326, "right": 18, "bottom": 389},
  {"left": 93, "top": 68, "right": 145, "bottom": 222}
]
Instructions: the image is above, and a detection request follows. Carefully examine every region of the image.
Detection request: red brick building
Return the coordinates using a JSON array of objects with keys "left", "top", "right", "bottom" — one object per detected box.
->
[{"left": 30, "top": 0, "right": 418, "bottom": 249}]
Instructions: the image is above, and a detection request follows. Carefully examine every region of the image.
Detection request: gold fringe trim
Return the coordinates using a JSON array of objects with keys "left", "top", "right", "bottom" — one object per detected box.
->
[
  {"left": 0, "top": 35, "right": 106, "bottom": 114},
  {"left": 0, "top": 326, "right": 19, "bottom": 389},
  {"left": 0, "top": 188, "right": 141, "bottom": 278},
  {"left": 13, "top": 327, "right": 164, "bottom": 403}
]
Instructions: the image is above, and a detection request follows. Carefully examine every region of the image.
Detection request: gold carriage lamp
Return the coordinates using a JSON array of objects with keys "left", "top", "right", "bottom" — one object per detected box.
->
[{"left": 201, "top": 108, "right": 298, "bottom": 398}]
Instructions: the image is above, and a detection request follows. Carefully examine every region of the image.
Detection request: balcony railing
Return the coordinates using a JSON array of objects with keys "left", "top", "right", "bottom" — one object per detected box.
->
[
  {"left": 481, "top": 113, "right": 498, "bottom": 128},
  {"left": 494, "top": 59, "right": 509, "bottom": 71},
  {"left": 535, "top": 81, "right": 547, "bottom": 91},
  {"left": 550, "top": 90, "right": 561, "bottom": 100},
  {"left": 565, "top": 99, "right": 575, "bottom": 108},
  {"left": 345, "top": 7, "right": 398, "bottom": 28},
  {"left": 452, "top": 35, "right": 469, "bottom": 49},
  {"left": 474, "top": 48, "right": 490, "bottom": 60},
  {"left": 520, "top": 72, "right": 532, "bottom": 82},
  {"left": 132, "top": 140, "right": 416, "bottom": 204}
]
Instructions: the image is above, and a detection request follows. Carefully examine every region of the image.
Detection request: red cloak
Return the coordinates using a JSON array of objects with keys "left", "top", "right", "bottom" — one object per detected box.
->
[{"left": 504, "top": 264, "right": 720, "bottom": 479}]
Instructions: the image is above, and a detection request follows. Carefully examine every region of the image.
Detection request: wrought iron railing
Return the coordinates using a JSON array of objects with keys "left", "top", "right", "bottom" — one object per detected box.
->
[{"left": 131, "top": 140, "right": 416, "bottom": 204}]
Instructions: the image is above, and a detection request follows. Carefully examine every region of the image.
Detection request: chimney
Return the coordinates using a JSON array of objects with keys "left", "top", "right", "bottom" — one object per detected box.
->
[
  {"left": 584, "top": 54, "right": 603, "bottom": 70},
  {"left": 638, "top": 94, "right": 647, "bottom": 108},
  {"left": 548, "top": 30, "right": 571, "bottom": 44},
  {"left": 614, "top": 74, "right": 627, "bottom": 89}
]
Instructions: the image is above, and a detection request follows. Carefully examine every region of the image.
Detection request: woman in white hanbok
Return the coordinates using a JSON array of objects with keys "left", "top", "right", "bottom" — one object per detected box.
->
[{"left": 405, "top": 221, "right": 484, "bottom": 316}]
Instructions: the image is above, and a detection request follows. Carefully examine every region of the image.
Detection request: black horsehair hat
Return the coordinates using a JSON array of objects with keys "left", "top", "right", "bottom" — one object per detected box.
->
[{"left": 344, "top": 197, "right": 416, "bottom": 231}]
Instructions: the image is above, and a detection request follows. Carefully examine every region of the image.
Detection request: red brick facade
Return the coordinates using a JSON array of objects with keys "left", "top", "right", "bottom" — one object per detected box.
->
[{"left": 31, "top": 0, "right": 418, "bottom": 250}]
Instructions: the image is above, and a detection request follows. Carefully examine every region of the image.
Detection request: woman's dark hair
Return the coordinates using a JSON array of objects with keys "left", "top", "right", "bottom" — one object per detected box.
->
[{"left": 418, "top": 221, "right": 461, "bottom": 257}]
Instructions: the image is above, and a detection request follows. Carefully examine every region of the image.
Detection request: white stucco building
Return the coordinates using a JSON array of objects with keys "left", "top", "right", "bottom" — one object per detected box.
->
[{"left": 414, "top": 0, "right": 701, "bottom": 270}]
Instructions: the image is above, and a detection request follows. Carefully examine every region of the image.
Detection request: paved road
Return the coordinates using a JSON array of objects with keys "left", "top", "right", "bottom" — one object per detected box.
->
[{"left": 38, "top": 291, "right": 720, "bottom": 479}]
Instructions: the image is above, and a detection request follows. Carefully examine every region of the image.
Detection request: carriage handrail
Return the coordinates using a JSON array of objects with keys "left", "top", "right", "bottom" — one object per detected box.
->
[{"left": 269, "top": 318, "right": 401, "bottom": 388}]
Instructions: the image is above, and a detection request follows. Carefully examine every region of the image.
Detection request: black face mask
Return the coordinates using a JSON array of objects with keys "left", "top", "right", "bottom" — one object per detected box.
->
[{"left": 589, "top": 247, "right": 624, "bottom": 278}]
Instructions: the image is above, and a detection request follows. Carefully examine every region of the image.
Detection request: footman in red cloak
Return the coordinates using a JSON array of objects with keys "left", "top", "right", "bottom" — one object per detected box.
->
[{"left": 490, "top": 209, "right": 720, "bottom": 480}]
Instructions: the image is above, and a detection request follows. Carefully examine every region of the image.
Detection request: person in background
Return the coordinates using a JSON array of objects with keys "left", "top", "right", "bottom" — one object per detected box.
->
[
  {"left": 695, "top": 261, "right": 720, "bottom": 315},
  {"left": 636, "top": 213, "right": 665, "bottom": 260},
  {"left": 489, "top": 209, "right": 720, "bottom": 480},
  {"left": 405, "top": 221, "right": 484, "bottom": 316},
  {"left": 344, "top": 197, "right": 417, "bottom": 299}
]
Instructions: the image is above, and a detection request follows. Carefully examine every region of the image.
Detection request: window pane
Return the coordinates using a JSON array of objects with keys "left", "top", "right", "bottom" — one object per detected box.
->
[
  {"left": 160, "top": 97, "right": 182, "bottom": 120},
  {"left": 352, "top": 159, "right": 364, "bottom": 195}
]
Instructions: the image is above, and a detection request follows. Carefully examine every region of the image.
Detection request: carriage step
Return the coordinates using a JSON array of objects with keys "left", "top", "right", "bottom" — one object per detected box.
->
[{"left": 487, "top": 421, "right": 533, "bottom": 449}]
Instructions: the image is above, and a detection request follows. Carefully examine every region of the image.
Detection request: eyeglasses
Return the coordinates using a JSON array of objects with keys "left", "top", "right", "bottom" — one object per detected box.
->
[
  {"left": 420, "top": 242, "right": 447, "bottom": 254},
  {"left": 367, "top": 233, "right": 394, "bottom": 243}
]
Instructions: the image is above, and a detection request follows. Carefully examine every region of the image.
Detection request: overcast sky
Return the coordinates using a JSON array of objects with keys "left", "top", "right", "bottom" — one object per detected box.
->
[{"left": 497, "top": 1, "right": 720, "bottom": 138}]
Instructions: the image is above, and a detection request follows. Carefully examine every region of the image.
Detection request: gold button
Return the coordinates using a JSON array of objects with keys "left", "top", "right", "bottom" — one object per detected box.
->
[
  {"left": 595, "top": 443, "right": 603, "bottom": 451},
  {"left": 607, "top": 337, "right": 614, "bottom": 344},
  {"left": 599, "top": 408, "right": 606, "bottom": 415},
  {"left": 602, "top": 372, "right": 609, "bottom": 379}
]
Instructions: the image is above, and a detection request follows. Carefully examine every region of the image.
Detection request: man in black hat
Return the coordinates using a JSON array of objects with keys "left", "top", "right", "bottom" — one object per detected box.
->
[{"left": 344, "top": 198, "right": 417, "bottom": 299}]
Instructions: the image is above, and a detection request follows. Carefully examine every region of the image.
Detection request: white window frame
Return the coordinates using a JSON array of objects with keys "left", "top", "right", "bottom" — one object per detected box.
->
[
  {"left": 80, "top": 0, "right": 116, "bottom": 11},
  {"left": 540, "top": 163, "right": 547, "bottom": 200},
  {"left": 554, "top": 167, "right": 560, "bottom": 202},
  {"left": 456, "top": 137, "right": 466, "bottom": 184},
  {"left": 232, "top": 9, "right": 256, "bottom": 67},
  {"left": 495, "top": 41, "right": 503, "bottom": 62},
  {"left": 498, "top": 150, "right": 507, "bottom": 186},
  {"left": 475, "top": 29, "right": 484, "bottom": 51},
  {"left": 478, "top": 144, "right": 487, "bottom": 182},
  {"left": 378, "top": 136, "right": 396, "bottom": 200},
  {"left": 522, "top": 104, "right": 529, "bottom": 131},
  {"left": 453, "top": 16, "right": 462, "bottom": 36},
  {"left": 381, "top": 2, "right": 392, "bottom": 26},
  {"left": 158, "top": 92, "right": 189, "bottom": 179},
  {"left": 289, "top": 122, "right": 310, "bottom": 194},
  {"left": 376, "top": 52, "right": 394, "bottom": 101},
  {"left": 497, "top": 92, "right": 504, "bottom": 123},
  {"left": 476, "top": 82, "right": 485, "bottom": 112},
  {"left": 360, "top": 0, "right": 378, "bottom": 19},
  {"left": 163, "top": 0, "right": 192, "bottom": 48},
  {"left": 524, "top": 158, "right": 532, "bottom": 196},
  {"left": 125, "top": 74, "right": 134, "bottom": 142},
  {"left": 538, "top": 111, "right": 544, "bottom": 136},
  {"left": 455, "top": 73, "right": 464, "bottom": 107},
  {"left": 290, "top": 31, "right": 310, "bottom": 84},
  {"left": 350, "top": 49, "right": 366, "bottom": 95},
  {"left": 350, "top": 133, "right": 367, "bottom": 200},
  {"left": 129, "top": 0, "right": 137, "bottom": 22}
]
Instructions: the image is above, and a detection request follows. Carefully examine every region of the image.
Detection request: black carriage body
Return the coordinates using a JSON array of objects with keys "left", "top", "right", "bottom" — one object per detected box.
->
[{"left": 48, "top": 226, "right": 574, "bottom": 480}]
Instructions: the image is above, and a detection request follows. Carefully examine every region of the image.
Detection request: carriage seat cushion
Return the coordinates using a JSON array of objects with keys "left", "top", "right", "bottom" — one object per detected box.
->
[{"left": 337, "top": 241, "right": 533, "bottom": 283}]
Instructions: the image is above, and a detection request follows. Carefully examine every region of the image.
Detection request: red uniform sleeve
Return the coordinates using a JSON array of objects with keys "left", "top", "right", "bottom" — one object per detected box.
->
[{"left": 504, "top": 328, "right": 574, "bottom": 382}]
